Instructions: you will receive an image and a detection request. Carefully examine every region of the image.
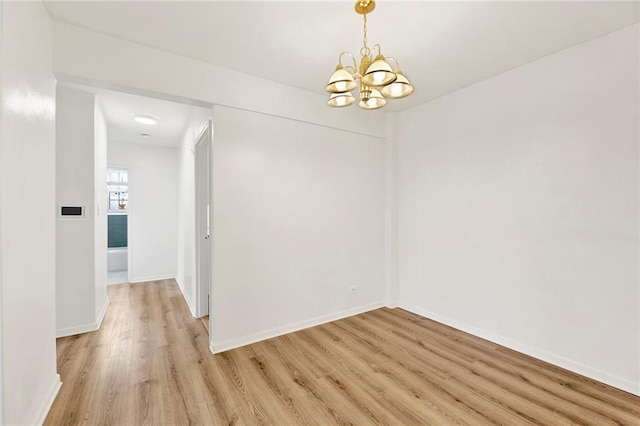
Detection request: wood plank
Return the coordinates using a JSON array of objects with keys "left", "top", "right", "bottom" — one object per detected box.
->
[{"left": 45, "top": 281, "right": 640, "bottom": 425}]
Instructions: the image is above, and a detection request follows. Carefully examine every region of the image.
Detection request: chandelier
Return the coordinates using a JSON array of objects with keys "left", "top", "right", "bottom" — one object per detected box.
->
[{"left": 326, "top": 0, "right": 414, "bottom": 110}]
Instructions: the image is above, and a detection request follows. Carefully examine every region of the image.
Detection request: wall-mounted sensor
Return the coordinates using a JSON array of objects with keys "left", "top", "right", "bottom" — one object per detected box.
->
[{"left": 59, "top": 204, "right": 86, "bottom": 220}]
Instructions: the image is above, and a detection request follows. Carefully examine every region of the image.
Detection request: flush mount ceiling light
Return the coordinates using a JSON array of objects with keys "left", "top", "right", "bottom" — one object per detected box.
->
[
  {"left": 326, "top": 0, "right": 414, "bottom": 110},
  {"left": 133, "top": 114, "right": 159, "bottom": 125}
]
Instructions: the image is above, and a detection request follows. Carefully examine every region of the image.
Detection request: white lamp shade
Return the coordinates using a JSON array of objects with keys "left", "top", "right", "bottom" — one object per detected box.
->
[
  {"left": 380, "top": 71, "right": 414, "bottom": 99},
  {"left": 361, "top": 54, "right": 397, "bottom": 87},
  {"left": 358, "top": 88, "right": 386, "bottom": 110},
  {"left": 328, "top": 92, "right": 355, "bottom": 107},
  {"left": 326, "top": 66, "right": 357, "bottom": 93}
]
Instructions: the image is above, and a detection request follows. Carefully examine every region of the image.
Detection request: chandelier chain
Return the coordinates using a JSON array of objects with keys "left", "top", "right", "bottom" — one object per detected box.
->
[{"left": 360, "top": 13, "right": 371, "bottom": 57}]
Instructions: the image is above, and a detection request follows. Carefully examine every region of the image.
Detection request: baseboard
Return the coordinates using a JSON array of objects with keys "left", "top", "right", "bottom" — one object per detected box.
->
[
  {"left": 57, "top": 299, "right": 110, "bottom": 338},
  {"left": 33, "top": 374, "right": 62, "bottom": 425},
  {"left": 129, "top": 274, "right": 175, "bottom": 284},
  {"left": 399, "top": 301, "right": 640, "bottom": 397},
  {"left": 386, "top": 299, "right": 399, "bottom": 309},
  {"left": 211, "top": 300, "right": 386, "bottom": 354},
  {"left": 175, "top": 277, "right": 196, "bottom": 318},
  {"left": 96, "top": 297, "right": 110, "bottom": 329},
  {"left": 57, "top": 322, "right": 98, "bottom": 338}
]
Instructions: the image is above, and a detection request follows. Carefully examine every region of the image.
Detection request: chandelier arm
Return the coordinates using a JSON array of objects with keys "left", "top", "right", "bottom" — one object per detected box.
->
[
  {"left": 373, "top": 43, "right": 382, "bottom": 57},
  {"left": 385, "top": 56, "right": 400, "bottom": 71},
  {"left": 338, "top": 51, "right": 358, "bottom": 71}
]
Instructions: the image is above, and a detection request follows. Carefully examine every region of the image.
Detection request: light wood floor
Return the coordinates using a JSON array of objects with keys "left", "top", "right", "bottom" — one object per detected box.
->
[
  {"left": 45, "top": 280, "right": 640, "bottom": 425},
  {"left": 200, "top": 315, "right": 210, "bottom": 333}
]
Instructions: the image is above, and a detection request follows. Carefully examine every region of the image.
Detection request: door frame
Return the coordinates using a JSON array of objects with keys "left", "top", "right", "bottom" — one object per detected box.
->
[{"left": 194, "top": 120, "right": 212, "bottom": 319}]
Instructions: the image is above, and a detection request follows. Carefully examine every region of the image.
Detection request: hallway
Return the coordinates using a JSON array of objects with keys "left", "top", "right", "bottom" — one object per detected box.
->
[{"left": 45, "top": 280, "right": 205, "bottom": 424}]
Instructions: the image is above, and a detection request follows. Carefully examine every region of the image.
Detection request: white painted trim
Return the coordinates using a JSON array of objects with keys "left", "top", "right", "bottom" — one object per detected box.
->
[
  {"left": 56, "top": 298, "right": 110, "bottom": 338},
  {"left": 399, "top": 302, "right": 640, "bottom": 397},
  {"left": 175, "top": 277, "right": 197, "bottom": 318},
  {"left": 211, "top": 301, "right": 385, "bottom": 354},
  {"left": 95, "top": 297, "right": 110, "bottom": 330},
  {"left": 128, "top": 274, "right": 175, "bottom": 284},
  {"left": 57, "top": 322, "right": 99, "bottom": 338},
  {"left": 33, "top": 374, "right": 62, "bottom": 426},
  {"left": 194, "top": 120, "right": 212, "bottom": 319},
  {"left": 386, "top": 300, "right": 399, "bottom": 309}
]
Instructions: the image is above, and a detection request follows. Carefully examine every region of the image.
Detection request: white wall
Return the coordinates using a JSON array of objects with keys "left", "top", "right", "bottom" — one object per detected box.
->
[
  {"left": 176, "top": 107, "right": 211, "bottom": 315},
  {"left": 0, "top": 1, "right": 61, "bottom": 424},
  {"left": 211, "top": 105, "right": 386, "bottom": 352},
  {"left": 55, "top": 85, "right": 109, "bottom": 337},
  {"left": 397, "top": 25, "right": 639, "bottom": 395},
  {"left": 56, "top": 87, "right": 97, "bottom": 335},
  {"left": 108, "top": 141, "right": 179, "bottom": 283},
  {"left": 384, "top": 113, "right": 400, "bottom": 307}
]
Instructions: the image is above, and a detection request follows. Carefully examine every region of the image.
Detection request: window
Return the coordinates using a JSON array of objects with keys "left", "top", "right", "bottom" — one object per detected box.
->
[
  {"left": 107, "top": 168, "right": 128, "bottom": 212},
  {"left": 108, "top": 191, "right": 128, "bottom": 211}
]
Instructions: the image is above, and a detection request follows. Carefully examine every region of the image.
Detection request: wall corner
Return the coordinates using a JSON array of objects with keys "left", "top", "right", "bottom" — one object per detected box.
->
[{"left": 384, "top": 112, "right": 400, "bottom": 306}]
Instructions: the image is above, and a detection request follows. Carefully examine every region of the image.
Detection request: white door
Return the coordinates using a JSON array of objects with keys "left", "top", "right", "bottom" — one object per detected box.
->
[{"left": 195, "top": 121, "right": 212, "bottom": 318}]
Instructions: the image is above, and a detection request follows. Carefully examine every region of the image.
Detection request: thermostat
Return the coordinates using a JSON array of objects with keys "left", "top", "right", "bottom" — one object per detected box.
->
[{"left": 59, "top": 204, "right": 86, "bottom": 220}]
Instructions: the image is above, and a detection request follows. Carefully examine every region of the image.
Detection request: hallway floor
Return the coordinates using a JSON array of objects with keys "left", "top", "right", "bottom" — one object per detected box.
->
[
  {"left": 45, "top": 280, "right": 640, "bottom": 425},
  {"left": 200, "top": 315, "right": 210, "bottom": 333},
  {"left": 106, "top": 269, "right": 127, "bottom": 285}
]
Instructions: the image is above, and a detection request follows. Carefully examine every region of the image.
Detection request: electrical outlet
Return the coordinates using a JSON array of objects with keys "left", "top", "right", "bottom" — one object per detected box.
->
[{"left": 349, "top": 285, "right": 358, "bottom": 294}]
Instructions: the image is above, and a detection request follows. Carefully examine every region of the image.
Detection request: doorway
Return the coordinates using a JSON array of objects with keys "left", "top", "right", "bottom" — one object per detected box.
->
[
  {"left": 107, "top": 167, "right": 129, "bottom": 284},
  {"left": 195, "top": 121, "right": 212, "bottom": 329}
]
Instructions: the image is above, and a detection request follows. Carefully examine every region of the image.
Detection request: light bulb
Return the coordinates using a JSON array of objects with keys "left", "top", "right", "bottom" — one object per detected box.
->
[
  {"left": 373, "top": 71, "right": 386, "bottom": 83},
  {"left": 391, "top": 83, "right": 403, "bottom": 95},
  {"left": 133, "top": 114, "right": 159, "bottom": 125},
  {"left": 367, "top": 98, "right": 376, "bottom": 107},
  {"left": 336, "top": 96, "right": 347, "bottom": 106},
  {"left": 335, "top": 81, "right": 347, "bottom": 91}
]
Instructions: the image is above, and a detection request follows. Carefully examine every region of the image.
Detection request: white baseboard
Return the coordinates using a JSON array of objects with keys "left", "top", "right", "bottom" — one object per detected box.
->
[
  {"left": 57, "top": 322, "right": 98, "bottom": 338},
  {"left": 386, "top": 299, "right": 399, "bottom": 309},
  {"left": 210, "top": 301, "right": 386, "bottom": 354},
  {"left": 175, "top": 277, "right": 196, "bottom": 318},
  {"left": 129, "top": 274, "right": 175, "bottom": 284},
  {"left": 33, "top": 374, "right": 62, "bottom": 425},
  {"left": 56, "top": 298, "right": 110, "bottom": 338},
  {"left": 96, "top": 297, "right": 110, "bottom": 329},
  {"left": 399, "top": 301, "right": 640, "bottom": 397}
]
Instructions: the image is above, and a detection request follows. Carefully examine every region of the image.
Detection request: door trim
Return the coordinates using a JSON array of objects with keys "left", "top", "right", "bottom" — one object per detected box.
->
[{"left": 194, "top": 120, "right": 212, "bottom": 320}]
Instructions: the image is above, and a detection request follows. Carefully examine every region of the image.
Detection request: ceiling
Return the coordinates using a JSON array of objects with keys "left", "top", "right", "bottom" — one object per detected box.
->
[
  {"left": 45, "top": 1, "right": 639, "bottom": 111},
  {"left": 63, "top": 84, "right": 198, "bottom": 147}
]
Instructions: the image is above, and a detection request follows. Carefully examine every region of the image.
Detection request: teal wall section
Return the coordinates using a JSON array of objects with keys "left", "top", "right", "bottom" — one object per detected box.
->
[{"left": 108, "top": 214, "right": 127, "bottom": 248}]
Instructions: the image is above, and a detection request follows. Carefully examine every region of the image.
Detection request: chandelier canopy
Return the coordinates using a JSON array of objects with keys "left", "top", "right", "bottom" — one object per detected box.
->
[{"left": 326, "top": 0, "right": 414, "bottom": 110}]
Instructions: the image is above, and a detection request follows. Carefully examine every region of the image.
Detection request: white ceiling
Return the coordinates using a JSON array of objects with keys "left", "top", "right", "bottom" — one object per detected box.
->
[
  {"left": 46, "top": 1, "right": 639, "bottom": 111},
  {"left": 64, "top": 84, "right": 197, "bottom": 147}
]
